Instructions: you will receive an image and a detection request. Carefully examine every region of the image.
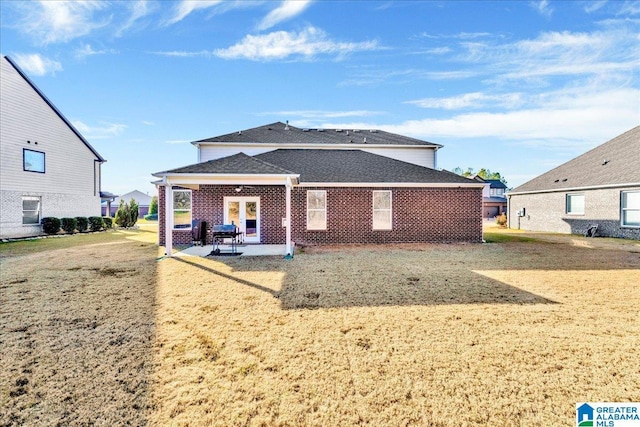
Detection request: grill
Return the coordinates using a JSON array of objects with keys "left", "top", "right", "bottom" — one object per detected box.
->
[{"left": 210, "top": 224, "right": 244, "bottom": 255}]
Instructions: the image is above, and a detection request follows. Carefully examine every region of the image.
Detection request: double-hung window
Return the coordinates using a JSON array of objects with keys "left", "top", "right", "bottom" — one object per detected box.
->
[
  {"left": 172, "top": 189, "right": 192, "bottom": 229},
  {"left": 621, "top": 191, "right": 640, "bottom": 227},
  {"left": 307, "top": 190, "right": 326, "bottom": 230},
  {"left": 22, "top": 196, "right": 41, "bottom": 225},
  {"left": 373, "top": 190, "right": 392, "bottom": 230},
  {"left": 566, "top": 193, "right": 585, "bottom": 215},
  {"left": 23, "top": 149, "right": 45, "bottom": 173}
]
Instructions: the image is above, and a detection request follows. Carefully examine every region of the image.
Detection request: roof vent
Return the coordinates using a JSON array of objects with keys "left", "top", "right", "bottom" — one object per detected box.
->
[
  {"left": 369, "top": 129, "right": 378, "bottom": 133},
  {"left": 317, "top": 128, "right": 324, "bottom": 132},
  {"left": 303, "top": 128, "right": 310, "bottom": 132},
  {"left": 346, "top": 131, "right": 349, "bottom": 136},
  {"left": 336, "top": 129, "right": 343, "bottom": 132},
  {"left": 363, "top": 137, "right": 367, "bottom": 143},
  {"left": 353, "top": 129, "right": 360, "bottom": 133},
  {"left": 562, "top": 178, "right": 568, "bottom": 182},
  {"left": 285, "top": 120, "right": 289, "bottom": 130},
  {"left": 238, "top": 131, "right": 242, "bottom": 135},
  {"left": 349, "top": 139, "right": 353, "bottom": 143},
  {"left": 554, "top": 179, "right": 559, "bottom": 183},
  {"left": 602, "top": 159, "right": 610, "bottom": 165}
]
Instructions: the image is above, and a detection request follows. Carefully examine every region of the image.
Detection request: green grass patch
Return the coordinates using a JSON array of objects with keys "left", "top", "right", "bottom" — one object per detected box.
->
[{"left": 483, "top": 232, "right": 538, "bottom": 243}]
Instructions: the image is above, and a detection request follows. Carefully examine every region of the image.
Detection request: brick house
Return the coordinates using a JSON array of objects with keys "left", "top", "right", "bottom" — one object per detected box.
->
[
  {"left": 153, "top": 122, "right": 484, "bottom": 255},
  {"left": 507, "top": 126, "right": 639, "bottom": 239}
]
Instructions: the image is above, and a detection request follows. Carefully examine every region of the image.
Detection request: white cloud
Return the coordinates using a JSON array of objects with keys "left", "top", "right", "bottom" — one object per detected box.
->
[
  {"left": 257, "top": 0, "right": 313, "bottom": 31},
  {"left": 166, "top": 0, "right": 223, "bottom": 25},
  {"left": 406, "top": 93, "right": 524, "bottom": 110},
  {"left": 214, "top": 26, "right": 379, "bottom": 61},
  {"left": 331, "top": 87, "right": 639, "bottom": 149},
  {"left": 531, "top": 0, "right": 553, "bottom": 17},
  {"left": 12, "top": 54, "right": 62, "bottom": 76},
  {"left": 116, "top": 0, "right": 153, "bottom": 37},
  {"left": 13, "top": 1, "right": 109, "bottom": 45},
  {"left": 165, "top": 139, "right": 191, "bottom": 144},
  {"left": 75, "top": 43, "right": 118, "bottom": 60},
  {"left": 72, "top": 120, "right": 127, "bottom": 140}
]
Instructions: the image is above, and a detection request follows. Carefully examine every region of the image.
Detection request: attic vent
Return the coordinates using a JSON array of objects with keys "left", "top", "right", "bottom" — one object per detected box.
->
[
  {"left": 285, "top": 120, "right": 289, "bottom": 130},
  {"left": 352, "top": 129, "right": 360, "bottom": 133},
  {"left": 268, "top": 127, "right": 272, "bottom": 130},
  {"left": 336, "top": 129, "right": 343, "bottom": 132},
  {"left": 363, "top": 137, "right": 367, "bottom": 143},
  {"left": 349, "top": 139, "right": 354, "bottom": 143},
  {"left": 303, "top": 129, "right": 310, "bottom": 132},
  {"left": 238, "top": 131, "right": 242, "bottom": 135},
  {"left": 562, "top": 178, "right": 568, "bottom": 182},
  {"left": 554, "top": 179, "right": 560, "bottom": 183},
  {"left": 317, "top": 128, "right": 325, "bottom": 132},
  {"left": 369, "top": 129, "right": 378, "bottom": 133},
  {"left": 602, "top": 159, "right": 610, "bottom": 165}
]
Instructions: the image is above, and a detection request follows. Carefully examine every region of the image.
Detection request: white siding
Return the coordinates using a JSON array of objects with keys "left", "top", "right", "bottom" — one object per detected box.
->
[
  {"left": 199, "top": 143, "right": 437, "bottom": 169},
  {"left": 0, "top": 57, "right": 102, "bottom": 238}
]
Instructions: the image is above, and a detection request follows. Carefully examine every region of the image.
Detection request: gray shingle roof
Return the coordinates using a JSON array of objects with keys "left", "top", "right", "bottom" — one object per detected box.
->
[
  {"left": 254, "top": 149, "right": 476, "bottom": 184},
  {"left": 511, "top": 126, "right": 640, "bottom": 194},
  {"left": 195, "top": 121, "right": 442, "bottom": 147},
  {"left": 154, "top": 152, "right": 296, "bottom": 175}
]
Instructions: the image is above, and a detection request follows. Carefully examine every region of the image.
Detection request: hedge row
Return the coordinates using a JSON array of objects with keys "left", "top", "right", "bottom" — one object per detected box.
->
[{"left": 41, "top": 216, "right": 113, "bottom": 235}]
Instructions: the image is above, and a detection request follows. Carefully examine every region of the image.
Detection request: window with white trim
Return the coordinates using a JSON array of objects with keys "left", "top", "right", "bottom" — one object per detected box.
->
[
  {"left": 373, "top": 190, "right": 392, "bottom": 230},
  {"left": 307, "top": 190, "right": 326, "bottom": 230},
  {"left": 172, "top": 189, "right": 192, "bottom": 229},
  {"left": 22, "top": 196, "right": 41, "bottom": 225},
  {"left": 566, "top": 193, "right": 585, "bottom": 215},
  {"left": 24, "top": 149, "right": 45, "bottom": 173},
  {"left": 621, "top": 191, "right": 640, "bottom": 227}
]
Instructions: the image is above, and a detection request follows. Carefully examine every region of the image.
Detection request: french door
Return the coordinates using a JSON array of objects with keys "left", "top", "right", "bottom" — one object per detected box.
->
[{"left": 224, "top": 197, "right": 260, "bottom": 243}]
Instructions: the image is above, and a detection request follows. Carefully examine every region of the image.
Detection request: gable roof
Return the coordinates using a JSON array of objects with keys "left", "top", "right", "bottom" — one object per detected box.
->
[
  {"left": 2, "top": 56, "right": 105, "bottom": 162},
  {"left": 511, "top": 126, "right": 640, "bottom": 194},
  {"left": 113, "top": 190, "right": 153, "bottom": 206},
  {"left": 154, "top": 152, "right": 296, "bottom": 176},
  {"left": 484, "top": 179, "right": 508, "bottom": 189},
  {"left": 194, "top": 121, "right": 442, "bottom": 148}
]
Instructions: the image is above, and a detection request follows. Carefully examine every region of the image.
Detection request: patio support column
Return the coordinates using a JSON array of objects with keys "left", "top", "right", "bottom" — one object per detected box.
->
[
  {"left": 164, "top": 183, "right": 173, "bottom": 256},
  {"left": 285, "top": 177, "right": 292, "bottom": 256}
]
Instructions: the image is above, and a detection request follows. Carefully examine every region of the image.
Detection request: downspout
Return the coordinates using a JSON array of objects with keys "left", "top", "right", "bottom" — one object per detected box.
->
[
  {"left": 285, "top": 177, "right": 292, "bottom": 257},
  {"left": 164, "top": 181, "right": 173, "bottom": 256}
]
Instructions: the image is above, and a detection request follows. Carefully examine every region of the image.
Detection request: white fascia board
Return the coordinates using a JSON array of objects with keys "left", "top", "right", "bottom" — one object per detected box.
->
[
  {"left": 297, "top": 182, "right": 485, "bottom": 188},
  {"left": 193, "top": 142, "right": 440, "bottom": 150},
  {"left": 160, "top": 173, "right": 299, "bottom": 186},
  {"left": 507, "top": 182, "right": 640, "bottom": 196}
]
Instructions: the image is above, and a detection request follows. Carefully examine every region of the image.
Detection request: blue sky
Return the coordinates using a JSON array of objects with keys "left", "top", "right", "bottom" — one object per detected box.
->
[{"left": 1, "top": 0, "right": 638, "bottom": 196}]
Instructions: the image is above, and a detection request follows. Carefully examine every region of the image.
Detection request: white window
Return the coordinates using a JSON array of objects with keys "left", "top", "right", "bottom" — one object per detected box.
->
[
  {"left": 22, "top": 196, "right": 41, "bottom": 225},
  {"left": 24, "top": 149, "right": 45, "bottom": 173},
  {"left": 373, "top": 190, "right": 392, "bottom": 230},
  {"left": 172, "top": 189, "right": 191, "bottom": 229},
  {"left": 566, "top": 193, "right": 585, "bottom": 215},
  {"left": 307, "top": 190, "right": 326, "bottom": 230},
  {"left": 621, "top": 191, "right": 640, "bottom": 227}
]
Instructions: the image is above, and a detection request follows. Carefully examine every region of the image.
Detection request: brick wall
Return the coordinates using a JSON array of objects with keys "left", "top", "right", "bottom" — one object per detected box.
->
[
  {"left": 291, "top": 187, "right": 482, "bottom": 245},
  {"left": 508, "top": 187, "right": 640, "bottom": 239},
  {"left": 159, "top": 185, "right": 483, "bottom": 246}
]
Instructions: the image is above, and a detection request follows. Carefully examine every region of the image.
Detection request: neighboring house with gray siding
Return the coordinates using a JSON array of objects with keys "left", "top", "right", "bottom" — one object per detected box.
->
[
  {"left": 507, "top": 126, "right": 639, "bottom": 239},
  {"left": 102, "top": 189, "right": 152, "bottom": 217},
  {"left": 0, "top": 56, "right": 105, "bottom": 239}
]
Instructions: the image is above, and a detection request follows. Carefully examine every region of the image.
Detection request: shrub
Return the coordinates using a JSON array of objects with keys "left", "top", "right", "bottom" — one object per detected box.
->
[
  {"left": 144, "top": 213, "right": 158, "bottom": 221},
  {"left": 61, "top": 217, "right": 78, "bottom": 234},
  {"left": 41, "top": 217, "right": 61, "bottom": 235},
  {"left": 89, "top": 216, "right": 104, "bottom": 232},
  {"left": 103, "top": 216, "right": 113, "bottom": 229},
  {"left": 75, "top": 216, "right": 89, "bottom": 232},
  {"left": 115, "top": 199, "right": 139, "bottom": 228},
  {"left": 495, "top": 213, "right": 507, "bottom": 227},
  {"left": 149, "top": 195, "right": 158, "bottom": 215}
]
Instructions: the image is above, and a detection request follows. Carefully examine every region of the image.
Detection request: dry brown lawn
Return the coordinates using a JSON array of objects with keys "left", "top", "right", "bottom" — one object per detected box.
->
[{"left": 1, "top": 227, "right": 639, "bottom": 426}]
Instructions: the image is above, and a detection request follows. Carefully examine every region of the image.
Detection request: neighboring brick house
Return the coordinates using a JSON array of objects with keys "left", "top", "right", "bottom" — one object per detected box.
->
[
  {"left": 153, "top": 122, "right": 484, "bottom": 255},
  {"left": 0, "top": 56, "right": 105, "bottom": 239},
  {"left": 507, "top": 126, "right": 639, "bottom": 239}
]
